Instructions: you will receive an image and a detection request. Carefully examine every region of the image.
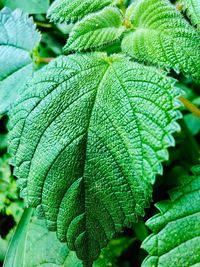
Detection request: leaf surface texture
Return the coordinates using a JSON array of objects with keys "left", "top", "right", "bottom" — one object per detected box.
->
[
  {"left": 47, "top": 0, "right": 113, "bottom": 23},
  {"left": 122, "top": 0, "right": 200, "bottom": 81},
  {"left": 64, "top": 7, "right": 125, "bottom": 52},
  {"left": 178, "top": 0, "right": 200, "bottom": 27},
  {"left": 9, "top": 53, "right": 181, "bottom": 265}
]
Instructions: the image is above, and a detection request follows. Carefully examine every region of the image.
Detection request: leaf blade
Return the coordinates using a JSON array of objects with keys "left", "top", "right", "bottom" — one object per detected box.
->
[
  {"left": 64, "top": 7, "right": 126, "bottom": 52},
  {"left": 47, "top": 0, "right": 113, "bottom": 23},
  {"left": 9, "top": 53, "right": 181, "bottom": 265},
  {"left": 142, "top": 166, "right": 200, "bottom": 267},
  {"left": 121, "top": 0, "right": 200, "bottom": 81},
  {"left": 0, "top": 8, "right": 41, "bottom": 114},
  {"left": 3, "top": 208, "right": 33, "bottom": 267},
  {"left": 178, "top": 0, "right": 200, "bottom": 27}
]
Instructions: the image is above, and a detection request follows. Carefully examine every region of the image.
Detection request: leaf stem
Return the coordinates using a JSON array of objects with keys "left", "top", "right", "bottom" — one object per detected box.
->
[
  {"left": 35, "top": 57, "right": 54, "bottom": 64},
  {"left": 179, "top": 96, "right": 200, "bottom": 118},
  {"left": 117, "top": 0, "right": 127, "bottom": 14},
  {"left": 36, "top": 22, "right": 53, "bottom": 28}
]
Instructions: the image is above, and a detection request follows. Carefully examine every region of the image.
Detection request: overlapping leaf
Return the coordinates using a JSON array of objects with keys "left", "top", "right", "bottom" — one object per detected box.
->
[
  {"left": 3, "top": 208, "right": 33, "bottom": 267},
  {"left": 122, "top": 0, "right": 200, "bottom": 81},
  {"left": 47, "top": 0, "right": 113, "bottom": 23},
  {"left": 142, "top": 166, "right": 200, "bottom": 267},
  {"left": 178, "top": 0, "right": 200, "bottom": 27},
  {"left": 64, "top": 7, "right": 126, "bottom": 52},
  {"left": 4, "top": 208, "right": 132, "bottom": 267},
  {"left": 8, "top": 53, "right": 181, "bottom": 266},
  {"left": 0, "top": 8, "right": 40, "bottom": 114},
  {"left": 3, "top": 209, "right": 82, "bottom": 267}
]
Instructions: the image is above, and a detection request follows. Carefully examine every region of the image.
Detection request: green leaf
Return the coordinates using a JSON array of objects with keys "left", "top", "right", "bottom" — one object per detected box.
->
[
  {"left": 22, "top": 213, "right": 82, "bottom": 267},
  {"left": 0, "top": 8, "right": 41, "bottom": 115},
  {"left": 178, "top": 0, "right": 200, "bottom": 27},
  {"left": 121, "top": 0, "right": 200, "bottom": 81},
  {"left": 184, "top": 113, "right": 200, "bottom": 135},
  {"left": 9, "top": 53, "right": 181, "bottom": 266},
  {"left": 0, "top": 153, "right": 23, "bottom": 222},
  {"left": 47, "top": 0, "right": 113, "bottom": 23},
  {"left": 3, "top": 208, "right": 82, "bottom": 267},
  {"left": 3, "top": 208, "right": 33, "bottom": 267},
  {"left": 142, "top": 166, "right": 200, "bottom": 267},
  {"left": 64, "top": 7, "right": 126, "bottom": 52},
  {"left": 0, "top": 0, "right": 50, "bottom": 14},
  {"left": 3, "top": 208, "right": 132, "bottom": 267}
]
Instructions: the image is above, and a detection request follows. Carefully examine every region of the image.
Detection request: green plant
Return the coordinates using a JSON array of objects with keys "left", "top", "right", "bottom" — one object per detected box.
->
[
  {"left": 0, "top": 154, "right": 23, "bottom": 222},
  {"left": 142, "top": 166, "right": 200, "bottom": 266},
  {"left": 0, "top": 0, "right": 200, "bottom": 266}
]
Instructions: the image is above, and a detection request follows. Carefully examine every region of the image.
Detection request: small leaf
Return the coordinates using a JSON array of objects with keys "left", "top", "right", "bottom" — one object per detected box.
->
[
  {"left": 9, "top": 53, "right": 181, "bottom": 266},
  {"left": 121, "top": 0, "right": 200, "bottom": 81},
  {"left": 0, "top": 0, "right": 50, "bottom": 14},
  {"left": 178, "top": 0, "right": 200, "bottom": 27},
  {"left": 64, "top": 7, "right": 126, "bottom": 52},
  {"left": 47, "top": 0, "right": 113, "bottom": 23},
  {"left": 0, "top": 8, "right": 41, "bottom": 115},
  {"left": 142, "top": 166, "right": 200, "bottom": 267}
]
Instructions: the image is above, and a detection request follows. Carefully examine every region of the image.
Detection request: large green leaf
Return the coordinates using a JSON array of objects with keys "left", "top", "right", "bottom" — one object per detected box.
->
[
  {"left": 64, "top": 7, "right": 126, "bottom": 52},
  {"left": 47, "top": 0, "right": 113, "bottom": 23},
  {"left": 121, "top": 0, "right": 200, "bottom": 81},
  {"left": 0, "top": 0, "right": 50, "bottom": 14},
  {"left": 178, "top": 0, "right": 200, "bottom": 27},
  {"left": 142, "top": 166, "right": 200, "bottom": 267},
  {"left": 0, "top": 8, "right": 40, "bottom": 115},
  {"left": 9, "top": 53, "right": 181, "bottom": 266}
]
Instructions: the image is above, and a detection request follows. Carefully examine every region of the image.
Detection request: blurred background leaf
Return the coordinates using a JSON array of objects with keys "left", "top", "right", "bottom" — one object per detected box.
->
[
  {"left": 3, "top": 209, "right": 134, "bottom": 267},
  {"left": 0, "top": 0, "right": 49, "bottom": 14}
]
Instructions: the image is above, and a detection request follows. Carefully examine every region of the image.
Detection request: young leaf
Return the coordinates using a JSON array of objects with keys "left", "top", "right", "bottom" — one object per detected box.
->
[
  {"left": 0, "top": 0, "right": 50, "bottom": 14},
  {"left": 0, "top": 8, "right": 40, "bottom": 115},
  {"left": 8, "top": 53, "right": 181, "bottom": 266},
  {"left": 121, "top": 0, "right": 200, "bottom": 81},
  {"left": 64, "top": 7, "right": 126, "bottom": 52},
  {"left": 178, "top": 0, "right": 200, "bottom": 27},
  {"left": 47, "top": 0, "right": 113, "bottom": 23},
  {"left": 142, "top": 166, "right": 200, "bottom": 267}
]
